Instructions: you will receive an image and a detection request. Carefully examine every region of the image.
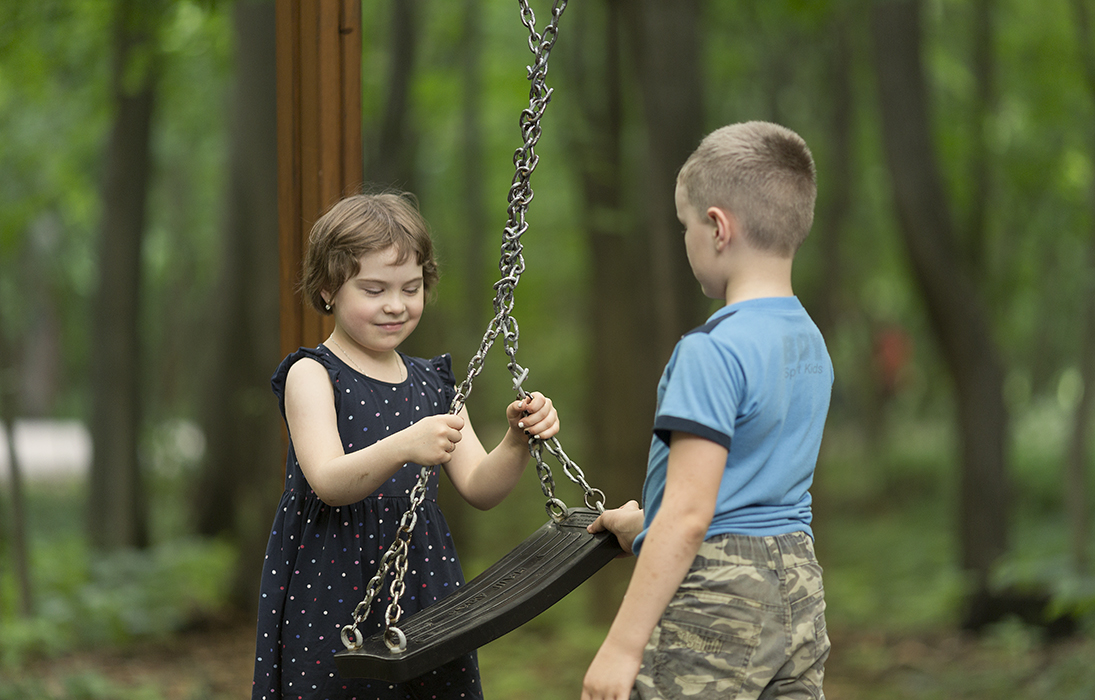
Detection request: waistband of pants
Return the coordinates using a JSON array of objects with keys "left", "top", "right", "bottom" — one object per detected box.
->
[{"left": 700, "top": 530, "right": 817, "bottom": 571}]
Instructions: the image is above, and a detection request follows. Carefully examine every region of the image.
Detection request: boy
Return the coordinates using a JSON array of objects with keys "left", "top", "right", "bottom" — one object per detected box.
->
[{"left": 582, "top": 122, "right": 833, "bottom": 700}]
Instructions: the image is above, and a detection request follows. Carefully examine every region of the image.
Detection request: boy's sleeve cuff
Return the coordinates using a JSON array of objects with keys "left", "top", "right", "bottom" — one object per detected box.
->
[{"left": 653, "top": 416, "right": 732, "bottom": 451}]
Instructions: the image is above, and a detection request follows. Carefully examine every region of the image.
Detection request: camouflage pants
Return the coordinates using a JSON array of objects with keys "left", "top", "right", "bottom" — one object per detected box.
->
[{"left": 632, "top": 531, "right": 828, "bottom": 700}]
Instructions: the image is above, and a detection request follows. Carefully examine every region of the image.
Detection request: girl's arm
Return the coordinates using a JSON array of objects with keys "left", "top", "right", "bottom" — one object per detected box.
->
[
  {"left": 285, "top": 358, "right": 465, "bottom": 506},
  {"left": 581, "top": 432, "right": 725, "bottom": 700},
  {"left": 442, "top": 393, "right": 559, "bottom": 510}
]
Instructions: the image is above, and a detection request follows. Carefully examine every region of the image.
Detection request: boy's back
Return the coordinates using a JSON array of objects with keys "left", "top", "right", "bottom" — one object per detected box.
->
[{"left": 635, "top": 296, "right": 832, "bottom": 555}]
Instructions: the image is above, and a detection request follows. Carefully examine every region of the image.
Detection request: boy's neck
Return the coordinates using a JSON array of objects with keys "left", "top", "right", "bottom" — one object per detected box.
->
[{"left": 722, "top": 255, "right": 794, "bottom": 306}]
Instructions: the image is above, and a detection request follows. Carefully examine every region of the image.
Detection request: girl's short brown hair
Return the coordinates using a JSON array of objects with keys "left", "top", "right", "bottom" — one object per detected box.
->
[{"left": 301, "top": 192, "right": 440, "bottom": 314}]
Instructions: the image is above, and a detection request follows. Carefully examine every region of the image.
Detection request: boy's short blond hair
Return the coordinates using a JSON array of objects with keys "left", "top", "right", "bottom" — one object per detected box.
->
[
  {"left": 678, "top": 121, "right": 817, "bottom": 257},
  {"left": 301, "top": 192, "right": 440, "bottom": 314}
]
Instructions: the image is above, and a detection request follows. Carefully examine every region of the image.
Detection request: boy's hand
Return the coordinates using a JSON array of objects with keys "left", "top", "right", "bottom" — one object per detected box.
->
[
  {"left": 401, "top": 414, "right": 465, "bottom": 465},
  {"left": 506, "top": 392, "right": 559, "bottom": 440},
  {"left": 588, "top": 500, "right": 643, "bottom": 555},
  {"left": 582, "top": 637, "right": 643, "bottom": 700}
]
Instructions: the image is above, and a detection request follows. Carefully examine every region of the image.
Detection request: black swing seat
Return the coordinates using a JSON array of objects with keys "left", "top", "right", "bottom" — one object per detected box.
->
[{"left": 334, "top": 507, "right": 623, "bottom": 682}]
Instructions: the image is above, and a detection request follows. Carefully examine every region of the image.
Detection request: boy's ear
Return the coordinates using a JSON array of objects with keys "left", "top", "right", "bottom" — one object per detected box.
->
[{"left": 707, "top": 206, "right": 736, "bottom": 250}]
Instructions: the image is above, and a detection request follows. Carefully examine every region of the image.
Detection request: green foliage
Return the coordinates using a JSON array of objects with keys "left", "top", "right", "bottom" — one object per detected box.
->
[
  {"left": 1, "top": 518, "right": 235, "bottom": 669},
  {"left": 0, "top": 1, "right": 111, "bottom": 414},
  {"left": 479, "top": 621, "right": 606, "bottom": 700},
  {"left": 2, "top": 0, "right": 1095, "bottom": 696},
  {"left": 0, "top": 673, "right": 165, "bottom": 700},
  {"left": 0, "top": 0, "right": 229, "bottom": 420},
  {"left": 827, "top": 625, "right": 1095, "bottom": 700},
  {"left": 816, "top": 395, "right": 1095, "bottom": 635},
  {"left": 0, "top": 481, "right": 233, "bottom": 699}
]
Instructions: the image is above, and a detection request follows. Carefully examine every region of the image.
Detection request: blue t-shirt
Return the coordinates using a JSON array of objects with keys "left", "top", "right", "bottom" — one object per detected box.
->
[{"left": 632, "top": 297, "right": 833, "bottom": 555}]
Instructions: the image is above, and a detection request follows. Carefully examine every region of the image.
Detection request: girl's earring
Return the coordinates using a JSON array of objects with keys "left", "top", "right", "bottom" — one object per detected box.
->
[{"left": 324, "top": 302, "right": 332, "bottom": 312}]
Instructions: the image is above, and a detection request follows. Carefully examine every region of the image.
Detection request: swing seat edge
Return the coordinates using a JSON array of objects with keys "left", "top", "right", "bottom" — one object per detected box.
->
[{"left": 334, "top": 507, "right": 623, "bottom": 682}]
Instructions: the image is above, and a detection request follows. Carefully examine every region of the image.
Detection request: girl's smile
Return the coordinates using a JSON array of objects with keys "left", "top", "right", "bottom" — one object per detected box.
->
[{"left": 323, "top": 246, "right": 425, "bottom": 374}]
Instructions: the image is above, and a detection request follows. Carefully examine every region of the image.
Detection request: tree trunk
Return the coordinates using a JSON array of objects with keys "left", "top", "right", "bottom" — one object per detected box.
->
[
  {"left": 459, "top": 0, "right": 490, "bottom": 339},
  {"left": 432, "top": 0, "right": 489, "bottom": 559},
  {"left": 626, "top": 0, "right": 707, "bottom": 363},
  {"left": 965, "top": 0, "right": 996, "bottom": 280},
  {"left": 870, "top": 0, "right": 1011, "bottom": 608},
  {"left": 806, "top": 6, "right": 857, "bottom": 525},
  {"left": 193, "top": 0, "right": 281, "bottom": 609},
  {"left": 0, "top": 230, "right": 36, "bottom": 616},
  {"left": 1067, "top": 242, "right": 1095, "bottom": 576},
  {"left": 276, "top": 0, "right": 362, "bottom": 356},
  {"left": 370, "top": 0, "right": 434, "bottom": 360},
  {"left": 368, "top": 0, "right": 419, "bottom": 192},
  {"left": 0, "top": 371, "right": 33, "bottom": 617},
  {"left": 1066, "top": 0, "right": 1095, "bottom": 576},
  {"left": 88, "top": 0, "right": 161, "bottom": 552},
  {"left": 567, "top": 0, "right": 654, "bottom": 624},
  {"left": 812, "top": 7, "right": 856, "bottom": 341}
]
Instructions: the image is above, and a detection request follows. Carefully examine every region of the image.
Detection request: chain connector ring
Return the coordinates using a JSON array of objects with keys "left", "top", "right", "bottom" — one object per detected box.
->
[
  {"left": 546, "top": 497, "right": 569, "bottom": 522},
  {"left": 341, "top": 625, "right": 364, "bottom": 651},
  {"left": 384, "top": 626, "right": 408, "bottom": 653}
]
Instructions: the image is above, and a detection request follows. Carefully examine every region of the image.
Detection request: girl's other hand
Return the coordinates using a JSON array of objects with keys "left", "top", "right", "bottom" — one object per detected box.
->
[
  {"left": 402, "top": 414, "right": 465, "bottom": 465},
  {"left": 507, "top": 392, "right": 559, "bottom": 441}
]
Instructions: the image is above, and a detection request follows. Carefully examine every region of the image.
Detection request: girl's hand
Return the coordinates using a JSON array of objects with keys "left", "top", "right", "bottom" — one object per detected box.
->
[
  {"left": 400, "top": 414, "right": 465, "bottom": 465},
  {"left": 588, "top": 500, "right": 643, "bottom": 555},
  {"left": 507, "top": 392, "right": 559, "bottom": 441}
]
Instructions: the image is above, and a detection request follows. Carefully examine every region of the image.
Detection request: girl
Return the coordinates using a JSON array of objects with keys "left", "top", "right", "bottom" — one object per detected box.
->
[{"left": 252, "top": 192, "right": 559, "bottom": 700}]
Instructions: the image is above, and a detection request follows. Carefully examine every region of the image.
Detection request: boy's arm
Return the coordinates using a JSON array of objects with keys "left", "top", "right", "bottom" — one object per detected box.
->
[{"left": 581, "top": 432, "right": 726, "bottom": 700}]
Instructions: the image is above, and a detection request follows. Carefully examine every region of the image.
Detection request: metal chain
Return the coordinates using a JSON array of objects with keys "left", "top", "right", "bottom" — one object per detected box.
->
[
  {"left": 448, "top": 0, "right": 567, "bottom": 420},
  {"left": 340, "top": 463, "right": 428, "bottom": 653},
  {"left": 342, "top": 0, "right": 603, "bottom": 654}
]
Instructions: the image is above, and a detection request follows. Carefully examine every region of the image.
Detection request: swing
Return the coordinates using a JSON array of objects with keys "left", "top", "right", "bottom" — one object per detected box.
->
[{"left": 335, "top": 0, "right": 622, "bottom": 682}]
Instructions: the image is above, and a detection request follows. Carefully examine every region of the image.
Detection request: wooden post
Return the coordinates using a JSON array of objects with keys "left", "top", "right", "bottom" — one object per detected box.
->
[{"left": 276, "top": 0, "right": 362, "bottom": 355}]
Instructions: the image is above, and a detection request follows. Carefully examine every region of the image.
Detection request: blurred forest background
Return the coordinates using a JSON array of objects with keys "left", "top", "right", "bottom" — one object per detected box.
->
[{"left": 3, "top": 0, "right": 1095, "bottom": 698}]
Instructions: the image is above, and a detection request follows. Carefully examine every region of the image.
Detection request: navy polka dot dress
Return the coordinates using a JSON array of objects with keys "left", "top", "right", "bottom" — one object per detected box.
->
[{"left": 252, "top": 346, "right": 483, "bottom": 700}]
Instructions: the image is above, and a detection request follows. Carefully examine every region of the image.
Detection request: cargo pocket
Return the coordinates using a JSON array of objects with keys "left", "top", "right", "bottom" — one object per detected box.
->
[
  {"left": 812, "top": 608, "right": 830, "bottom": 665},
  {"left": 652, "top": 601, "right": 761, "bottom": 698}
]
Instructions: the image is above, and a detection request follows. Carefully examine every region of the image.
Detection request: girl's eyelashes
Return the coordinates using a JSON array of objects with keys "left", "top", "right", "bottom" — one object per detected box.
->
[{"left": 358, "top": 286, "right": 419, "bottom": 297}]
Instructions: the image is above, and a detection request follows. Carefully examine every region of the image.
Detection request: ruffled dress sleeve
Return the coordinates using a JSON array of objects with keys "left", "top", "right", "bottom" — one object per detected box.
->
[
  {"left": 428, "top": 353, "right": 457, "bottom": 411},
  {"left": 270, "top": 346, "right": 343, "bottom": 419}
]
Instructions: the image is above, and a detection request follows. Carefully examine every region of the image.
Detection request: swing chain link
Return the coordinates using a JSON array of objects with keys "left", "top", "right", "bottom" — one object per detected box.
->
[
  {"left": 341, "top": 464, "right": 429, "bottom": 652},
  {"left": 448, "top": 0, "right": 566, "bottom": 419},
  {"left": 343, "top": 0, "right": 606, "bottom": 654},
  {"left": 450, "top": 0, "right": 596, "bottom": 524}
]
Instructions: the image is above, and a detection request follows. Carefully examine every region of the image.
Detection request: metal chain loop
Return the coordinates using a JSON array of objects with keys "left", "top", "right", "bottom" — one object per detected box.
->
[
  {"left": 343, "top": 0, "right": 605, "bottom": 654},
  {"left": 341, "top": 464, "right": 429, "bottom": 651}
]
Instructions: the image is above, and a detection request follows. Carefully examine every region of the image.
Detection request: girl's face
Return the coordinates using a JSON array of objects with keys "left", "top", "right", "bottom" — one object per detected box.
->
[{"left": 325, "top": 246, "right": 425, "bottom": 358}]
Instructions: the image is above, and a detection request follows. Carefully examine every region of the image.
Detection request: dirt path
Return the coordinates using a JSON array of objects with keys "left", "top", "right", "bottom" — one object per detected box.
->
[
  {"left": 19, "top": 621, "right": 1094, "bottom": 700},
  {"left": 23, "top": 620, "right": 256, "bottom": 700}
]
